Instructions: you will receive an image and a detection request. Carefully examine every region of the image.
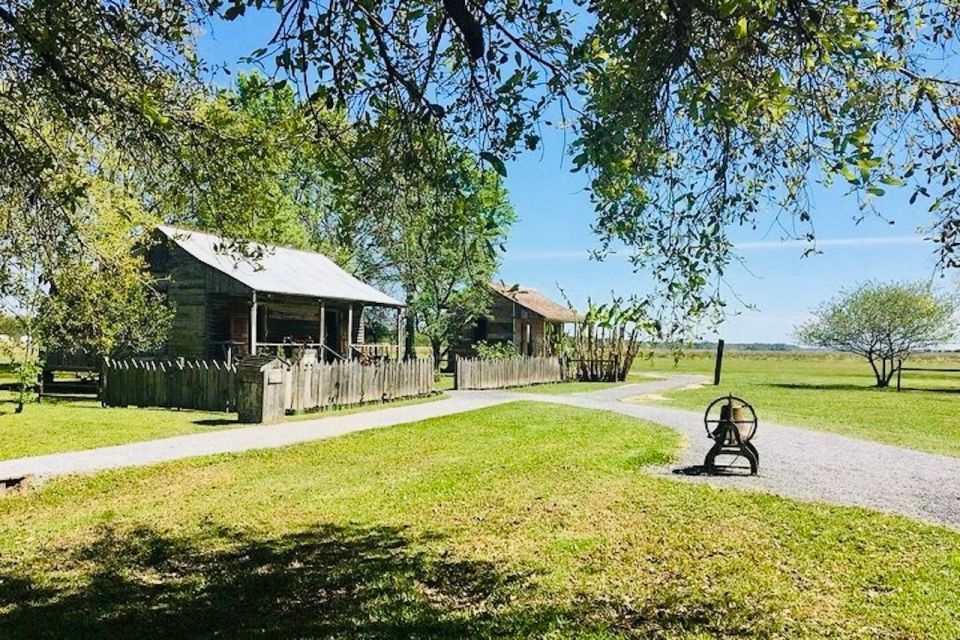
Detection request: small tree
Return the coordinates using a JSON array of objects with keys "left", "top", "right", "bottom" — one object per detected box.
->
[
  {"left": 795, "top": 282, "right": 956, "bottom": 387},
  {"left": 571, "top": 296, "right": 657, "bottom": 382}
]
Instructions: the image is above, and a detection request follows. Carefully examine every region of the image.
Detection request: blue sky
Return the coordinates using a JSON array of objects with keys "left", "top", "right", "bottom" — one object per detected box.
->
[{"left": 196, "top": 14, "right": 949, "bottom": 344}]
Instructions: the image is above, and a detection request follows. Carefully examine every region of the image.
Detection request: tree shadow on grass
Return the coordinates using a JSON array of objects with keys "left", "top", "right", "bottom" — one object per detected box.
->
[
  {"left": 764, "top": 382, "right": 874, "bottom": 392},
  {"left": 0, "top": 523, "right": 578, "bottom": 639},
  {"left": 191, "top": 418, "right": 238, "bottom": 426},
  {"left": 0, "top": 522, "right": 802, "bottom": 638}
]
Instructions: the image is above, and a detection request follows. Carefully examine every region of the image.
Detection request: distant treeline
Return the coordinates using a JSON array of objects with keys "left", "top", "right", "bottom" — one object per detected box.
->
[
  {"left": 692, "top": 342, "right": 799, "bottom": 351},
  {"left": 654, "top": 342, "right": 800, "bottom": 352}
]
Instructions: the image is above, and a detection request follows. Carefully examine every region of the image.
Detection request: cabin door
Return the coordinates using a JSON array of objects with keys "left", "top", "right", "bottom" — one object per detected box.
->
[
  {"left": 519, "top": 321, "right": 533, "bottom": 356},
  {"left": 323, "top": 309, "right": 340, "bottom": 359},
  {"left": 230, "top": 313, "right": 249, "bottom": 351}
]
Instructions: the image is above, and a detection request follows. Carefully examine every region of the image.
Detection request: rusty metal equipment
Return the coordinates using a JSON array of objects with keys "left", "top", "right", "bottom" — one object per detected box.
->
[{"left": 703, "top": 395, "right": 759, "bottom": 475}]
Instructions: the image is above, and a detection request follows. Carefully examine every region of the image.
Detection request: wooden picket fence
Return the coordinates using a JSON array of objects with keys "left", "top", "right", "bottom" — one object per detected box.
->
[
  {"left": 281, "top": 357, "right": 435, "bottom": 412},
  {"left": 454, "top": 355, "right": 564, "bottom": 390},
  {"left": 101, "top": 358, "right": 238, "bottom": 411},
  {"left": 101, "top": 355, "right": 435, "bottom": 415}
]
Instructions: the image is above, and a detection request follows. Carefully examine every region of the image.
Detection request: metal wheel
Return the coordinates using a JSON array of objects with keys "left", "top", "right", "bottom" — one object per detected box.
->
[{"left": 703, "top": 394, "right": 758, "bottom": 442}]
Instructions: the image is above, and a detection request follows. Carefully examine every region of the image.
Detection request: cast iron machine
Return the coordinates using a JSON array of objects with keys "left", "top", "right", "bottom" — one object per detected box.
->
[{"left": 702, "top": 395, "right": 759, "bottom": 475}]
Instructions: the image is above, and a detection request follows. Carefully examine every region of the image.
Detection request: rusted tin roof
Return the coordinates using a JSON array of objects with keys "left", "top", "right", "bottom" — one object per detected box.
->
[
  {"left": 491, "top": 283, "right": 579, "bottom": 323},
  {"left": 157, "top": 225, "right": 403, "bottom": 307}
]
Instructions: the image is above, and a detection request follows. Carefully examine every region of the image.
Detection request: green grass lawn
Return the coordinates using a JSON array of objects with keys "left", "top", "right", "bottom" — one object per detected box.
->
[
  {"left": 436, "top": 371, "right": 626, "bottom": 394},
  {"left": 632, "top": 350, "right": 960, "bottom": 457},
  {"left": 0, "top": 393, "right": 444, "bottom": 461},
  {"left": 437, "top": 372, "right": 456, "bottom": 390},
  {"left": 509, "top": 380, "right": 626, "bottom": 394},
  {"left": 0, "top": 396, "right": 237, "bottom": 460},
  {"left": 1, "top": 401, "right": 959, "bottom": 638}
]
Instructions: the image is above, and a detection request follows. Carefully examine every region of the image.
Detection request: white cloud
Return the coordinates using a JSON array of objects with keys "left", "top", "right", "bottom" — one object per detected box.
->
[
  {"left": 505, "top": 235, "right": 928, "bottom": 261},
  {"left": 736, "top": 235, "right": 928, "bottom": 251},
  {"left": 505, "top": 249, "right": 592, "bottom": 262}
]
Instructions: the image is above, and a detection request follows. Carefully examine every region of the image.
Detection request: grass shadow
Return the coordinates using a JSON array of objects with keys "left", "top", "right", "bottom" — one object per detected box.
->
[
  {"left": 191, "top": 418, "right": 238, "bottom": 427},
  {"left": 0, "top": 521, "right": 791, "bottom": 638},
  {"left": 673, "top": 463, "right": 755, "bottom": 477},
  {"left": 0, "top": 523, "right": 570, "bottom": 639},
  {"left": 765, "top": 382, "right": 875, "bottom": 392}
]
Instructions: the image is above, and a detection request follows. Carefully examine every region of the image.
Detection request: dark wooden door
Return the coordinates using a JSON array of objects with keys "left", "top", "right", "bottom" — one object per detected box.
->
[{"left": 324, "top": 310, "right": 340, "bottom": 359}]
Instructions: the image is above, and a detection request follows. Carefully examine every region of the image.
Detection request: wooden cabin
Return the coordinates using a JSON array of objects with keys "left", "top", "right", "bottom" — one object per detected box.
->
[
  {"left": 451, "top": 283, "right": 579, "bottom": 360},
  {"left": 149, "top": 225, "right": 404, "bottom": 362}
]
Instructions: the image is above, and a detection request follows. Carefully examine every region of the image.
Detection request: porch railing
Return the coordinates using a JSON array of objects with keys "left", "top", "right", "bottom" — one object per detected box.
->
[{"left": 350, "top": 343, "right": 401, "bottom": 361}]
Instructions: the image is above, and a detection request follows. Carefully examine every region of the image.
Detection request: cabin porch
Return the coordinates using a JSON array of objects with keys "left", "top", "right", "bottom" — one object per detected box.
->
[{"left": 206, "top": 293, "right": 403, "bottom": 363}]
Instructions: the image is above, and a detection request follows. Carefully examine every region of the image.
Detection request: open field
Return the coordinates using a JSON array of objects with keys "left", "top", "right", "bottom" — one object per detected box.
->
[
  {"left": 1, "top": 402, "right": 958, "bottom": 638},
  {"left": 0, "top": 393, "right": 444, "bottom": 461},
  {"left": 632, "top": 350, "right": 960, "bottom": 457}
]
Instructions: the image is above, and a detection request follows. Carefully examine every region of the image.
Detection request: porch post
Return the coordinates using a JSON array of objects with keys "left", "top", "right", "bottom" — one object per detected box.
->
[
  {"left": 347, "top": 304, "right": 354, "bottom": 356},
  {"left": 249, "top": 290, "right": 258, "bottom": 355},
  {"left": 396, "top": 308, "right": 402, "bottom": 361},
  {"left": 318, "top": 301, "right": 326, "bottom": 354}
]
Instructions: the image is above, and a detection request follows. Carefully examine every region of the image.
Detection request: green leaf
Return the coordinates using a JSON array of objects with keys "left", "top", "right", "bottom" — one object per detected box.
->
[
  {"left": 734, "top": 17, "right": 748, "bottom": 39},
  {"left": 223, "top": 3, "right": 245, "bottom": 20},
  {"left": 480, "top": 152, "right": 507, "bottom": 177}
]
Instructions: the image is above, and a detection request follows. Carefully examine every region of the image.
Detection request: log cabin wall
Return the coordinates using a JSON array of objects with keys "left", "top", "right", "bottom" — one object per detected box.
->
[
  {"left": 149, "top": 240, "right": 247, "bottom": 358},
  {"left": 515, "top": 315, "right": 547, "bottom": 356},
  {"left": 449, "top": 291, "right": 523, "bottom": 360}
]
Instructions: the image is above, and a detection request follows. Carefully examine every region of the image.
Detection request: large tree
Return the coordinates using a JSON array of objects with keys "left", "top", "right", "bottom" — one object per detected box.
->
[
  {"left": 0, "top": 129, "right": 174, "bottom": 360},
  {"left": 795, "top": 281, "right": 956, "bottom": 387},
  {"left": 328, "top": 111, "right": 515, "bottom": 362},
  {"left": 383, "top": 159, "right": 514, "bottom": 365},
  {"left": 8, "top": 0, "right": 960, "bottom": 339},
  {"left": 1, "top": 0, "right": 202, "bottom": 229},
  {"left": 230, "top": 0, "right": 960, "bottom": 332}
]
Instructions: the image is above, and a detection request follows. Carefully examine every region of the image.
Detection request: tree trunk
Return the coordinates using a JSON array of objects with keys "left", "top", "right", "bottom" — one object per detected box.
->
[
  {"left": 867, "top": 355, "right": 884, "bottom": 387},
  {"left": 430, "top": 338, "right": 443, "bottom": 371},
  {"left": 882, "top": 357, "right": 899, "bottom": 387}
]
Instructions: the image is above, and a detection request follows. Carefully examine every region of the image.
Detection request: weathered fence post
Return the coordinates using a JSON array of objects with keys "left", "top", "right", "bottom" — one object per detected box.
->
[{"left": 713, "top": 339, "right": 725, "bottom": 386}]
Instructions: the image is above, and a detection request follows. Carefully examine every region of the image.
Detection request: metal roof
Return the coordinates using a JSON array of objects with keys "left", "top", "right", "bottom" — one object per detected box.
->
[
  {"left": 157, "top": 225, "right": 403, "bottom": 307},
  {"left": 491, "top": 283, "right": 580, "bottom": 323}
]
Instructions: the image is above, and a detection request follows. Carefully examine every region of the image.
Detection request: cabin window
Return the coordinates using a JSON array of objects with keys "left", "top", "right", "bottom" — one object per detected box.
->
[{"left": 474, "top": 317, "right": 488, "bottom": 341}]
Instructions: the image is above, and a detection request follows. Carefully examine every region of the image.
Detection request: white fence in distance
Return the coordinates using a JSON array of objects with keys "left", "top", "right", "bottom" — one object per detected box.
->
[{"left": 454, "top": 356, "right": 564, "bottom": 390}]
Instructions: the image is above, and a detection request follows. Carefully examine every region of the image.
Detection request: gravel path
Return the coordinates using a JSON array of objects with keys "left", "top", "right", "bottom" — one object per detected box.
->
[
  {"left": 3, "top": 375, "right": 960, "bottom": 529},
  {"left": 501, "top": 380, "right": 960, "bottom": 529},
  {"left": 0, "top": 393, "right": 507, "bottom": 480}
]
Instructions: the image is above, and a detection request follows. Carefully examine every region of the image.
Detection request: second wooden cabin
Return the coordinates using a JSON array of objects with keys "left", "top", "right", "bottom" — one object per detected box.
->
[{"left": 451, "top": 283, "right": 579, "bottom": 361}]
